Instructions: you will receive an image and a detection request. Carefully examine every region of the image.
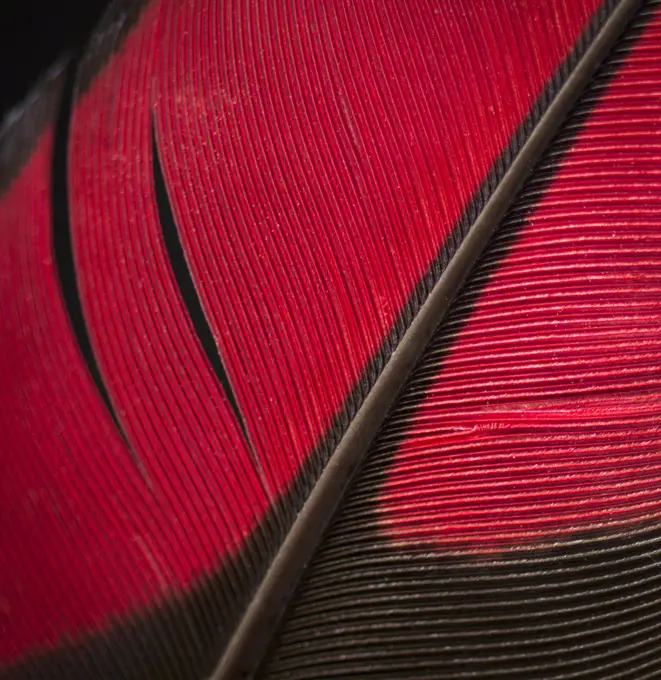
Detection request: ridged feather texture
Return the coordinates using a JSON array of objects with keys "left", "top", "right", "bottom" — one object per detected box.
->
[
  {"left": 262, "top": 4, "right": 661, "bottom": 678},
  {"left": 0, "top": 0, "right": 656, "bottom": 678}
]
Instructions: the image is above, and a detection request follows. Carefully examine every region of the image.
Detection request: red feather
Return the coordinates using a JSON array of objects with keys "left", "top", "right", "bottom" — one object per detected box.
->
[{"left": 0, "top": 0, "right": 656, "bottom": 678}]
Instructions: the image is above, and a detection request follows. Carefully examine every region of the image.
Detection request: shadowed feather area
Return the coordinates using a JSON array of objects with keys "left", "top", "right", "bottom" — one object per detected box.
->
[{"left": 1, "top": 0, "right": 659, "bottom": 679}]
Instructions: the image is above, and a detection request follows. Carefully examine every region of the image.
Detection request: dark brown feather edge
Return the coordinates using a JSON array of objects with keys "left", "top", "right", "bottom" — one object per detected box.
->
[
  {"left": 213, "top": 0, "right": 645, "bottom": 677},
  {"left": 0, "top": 0, "right": 151, "bottom": 196},
  {"left": 75, "top": 0, "right": 152, "bottom": 96},
  {"left": 0, "top": 59, "right": 68, "bottom": 195}
]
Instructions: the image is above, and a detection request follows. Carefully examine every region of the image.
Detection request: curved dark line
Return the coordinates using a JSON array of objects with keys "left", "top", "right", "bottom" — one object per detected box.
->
[
  {"left": 151, "top": 122, "right": 253, "bottom": 449},
  {"left": 214, "top": 1, "right": 645, "bottom": 677},
  {"left": 51, "top": 55, "right": 131, "bottom": 450}
]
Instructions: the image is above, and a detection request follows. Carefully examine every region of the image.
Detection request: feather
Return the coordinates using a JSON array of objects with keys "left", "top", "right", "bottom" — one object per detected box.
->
[
  {"left": 262, "top": 3, "right": 661, "bottom": 677},
  {"left": 0, "top": 0, "right": 653, "bottom": 678}
]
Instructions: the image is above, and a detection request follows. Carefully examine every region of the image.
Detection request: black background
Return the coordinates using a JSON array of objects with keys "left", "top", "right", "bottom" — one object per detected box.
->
[{"left": 0, "top": 1, "right": 110, "bottom": 120}]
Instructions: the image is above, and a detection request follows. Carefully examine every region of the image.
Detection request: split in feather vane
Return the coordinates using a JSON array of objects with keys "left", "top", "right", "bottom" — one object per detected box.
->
[{"left": 0, "top": 0, "right": 653, "bottom": 678}]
